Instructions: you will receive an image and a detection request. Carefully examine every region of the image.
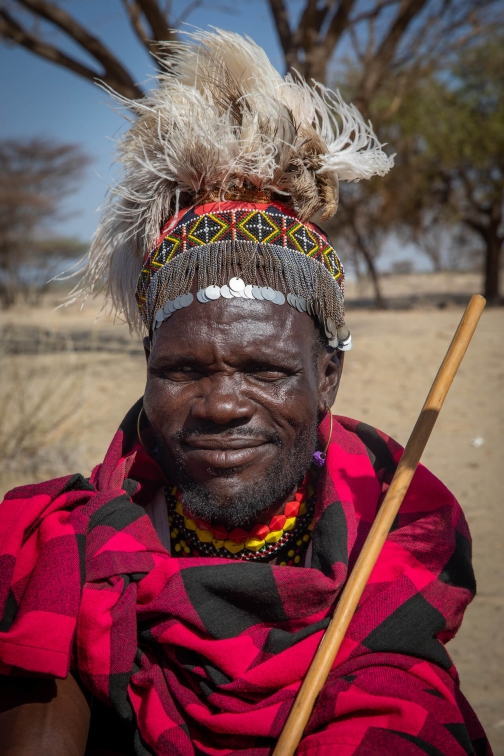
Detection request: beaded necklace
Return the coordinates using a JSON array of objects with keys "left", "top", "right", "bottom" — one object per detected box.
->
[{"left": 166, "top": 472, "right": 317, "bottom": 565}]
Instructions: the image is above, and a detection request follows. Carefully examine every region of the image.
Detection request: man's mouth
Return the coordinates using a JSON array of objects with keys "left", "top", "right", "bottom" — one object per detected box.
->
[{"left": 181, "top": 436, "right": 271, "bottom": 469}]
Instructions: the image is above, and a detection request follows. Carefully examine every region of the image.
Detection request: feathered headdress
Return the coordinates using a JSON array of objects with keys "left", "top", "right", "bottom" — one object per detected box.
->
[{"left": 76, "top": 29, "right": 393, "bottom": 339}]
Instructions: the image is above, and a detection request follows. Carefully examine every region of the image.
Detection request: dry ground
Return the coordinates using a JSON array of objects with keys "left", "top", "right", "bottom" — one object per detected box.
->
[{"left": 1, "top": 274, "right": 502, "bottom": 752}]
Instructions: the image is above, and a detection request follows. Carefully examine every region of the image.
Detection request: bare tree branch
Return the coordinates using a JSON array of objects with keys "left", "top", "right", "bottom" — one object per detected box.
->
[
  {"left": 17, "top": 0, "right": 141, "bottom": 87},
  {"left": 0, "top": 0, "right": 216, "bottom": 100},
  {"left": 321, "top": 0, "right": 357, "bottom": 58},
  {"left": 267, "top": 0, "right": 502, "bottom": 90},
  {"left": 0, "top": 0, "right": 144, "bottom": 99},
  {"left": 175, "top": 0, "right": 204, "bottom": 27},
  {"left": 349, "top": 0, "right": 399, "bottom": 25},
  {"left": 0, "top": 8, "right": 144, "bottom": 98},
  {"left": 267, "top": 0, "right": 300, "bottom": 71},
  {"left": 122, "top": 0, "right": 152, "bottom": 52},
  {"left": 135, "top": 0, "right": 173, "bottom": 41},
  {"left": 355, "top": 0, "right": 430, "bottom": 111},
  {"left": 348, "top": 23, "right": 365, "bottom": 64},
  {"left": 268, "top": 0, "right": 358, "bottom": 81},
  {"left": 298, "top": 0, "right": 329, "bottom": 40}
]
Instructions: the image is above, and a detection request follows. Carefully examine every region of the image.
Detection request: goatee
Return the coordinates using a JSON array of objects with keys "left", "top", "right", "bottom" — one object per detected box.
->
[{"left": 153, "top": 420, "right": 318, "bottom": 529}]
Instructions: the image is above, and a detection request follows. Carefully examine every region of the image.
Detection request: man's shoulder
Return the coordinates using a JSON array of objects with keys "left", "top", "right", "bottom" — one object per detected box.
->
[
  {"left": 2, "top": 472, "right": 93, "bottom": 505},
  {"left": 332, "top": 415, "right": 402, "bottom": 475},
  {"left": 330, "top": 414, "right": 460, "bottom": 516}
]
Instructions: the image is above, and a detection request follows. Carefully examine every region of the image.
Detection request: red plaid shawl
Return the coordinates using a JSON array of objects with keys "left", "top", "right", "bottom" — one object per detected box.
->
[{"left": 0, "top": 402, "right": 491, "bottom": 755}]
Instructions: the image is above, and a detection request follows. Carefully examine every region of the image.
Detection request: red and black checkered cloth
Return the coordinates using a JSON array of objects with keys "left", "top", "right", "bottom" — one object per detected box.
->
[{"left": 0, "top": 402, "right": 491, "bottom": 755}]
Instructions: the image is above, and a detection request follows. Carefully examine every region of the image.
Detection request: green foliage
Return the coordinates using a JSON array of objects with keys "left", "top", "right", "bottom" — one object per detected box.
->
[
  {"left": 334, "top": 31, "right": 504, "bottom": 295},
  {"left": 391, "top": 34, "right": 504, "bottom": 293}
]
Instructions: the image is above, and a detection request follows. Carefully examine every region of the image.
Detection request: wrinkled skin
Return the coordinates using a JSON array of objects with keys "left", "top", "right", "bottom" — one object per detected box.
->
[{"left": 143, "top": 295, "right": 343, "bottom": 526}]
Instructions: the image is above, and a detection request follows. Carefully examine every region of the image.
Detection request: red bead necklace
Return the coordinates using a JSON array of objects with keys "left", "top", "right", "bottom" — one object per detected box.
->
[{"left": 167, "top": 472, "right": 316, "bottom": 562}]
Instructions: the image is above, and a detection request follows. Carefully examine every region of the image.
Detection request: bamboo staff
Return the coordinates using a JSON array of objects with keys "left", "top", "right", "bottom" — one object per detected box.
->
[{"left": 273, "top": 294, "right": 486, "bottom": 756}]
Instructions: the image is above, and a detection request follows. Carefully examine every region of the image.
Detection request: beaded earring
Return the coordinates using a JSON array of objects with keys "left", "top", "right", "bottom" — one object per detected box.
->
[{"left": 313, "top": 404, "right": 333, "bottom": 468}]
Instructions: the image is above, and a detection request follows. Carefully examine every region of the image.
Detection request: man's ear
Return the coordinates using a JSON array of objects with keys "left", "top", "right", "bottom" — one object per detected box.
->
[
  {"left": 318, "top": 350, "right": 344, "bottom": 412},
  {"left": 143, "top": 336, "right": 151, "bottom": 363}
]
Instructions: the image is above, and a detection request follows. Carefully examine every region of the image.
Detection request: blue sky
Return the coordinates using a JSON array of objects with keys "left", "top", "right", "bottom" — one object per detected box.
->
[{"left": 0, "top": 1, "right": 283, "bottom": 242}]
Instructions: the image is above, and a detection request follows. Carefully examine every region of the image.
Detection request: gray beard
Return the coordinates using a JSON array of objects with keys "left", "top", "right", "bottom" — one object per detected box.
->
[{"left": 154, "top": 420, "right": 318, "bottom": 530}]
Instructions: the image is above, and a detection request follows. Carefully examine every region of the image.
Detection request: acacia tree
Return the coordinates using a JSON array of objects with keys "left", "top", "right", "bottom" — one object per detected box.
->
[
  {"left": 378, "top": 36, "right": 504, "bottom": 302},
  {"left": 0, "top": 138, "right": 89, "bottom": 306}
]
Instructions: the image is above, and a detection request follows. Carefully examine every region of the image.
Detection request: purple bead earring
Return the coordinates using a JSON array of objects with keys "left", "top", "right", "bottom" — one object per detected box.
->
[{"left": 313, "top": 404, "right": 333, "bottom": 468}]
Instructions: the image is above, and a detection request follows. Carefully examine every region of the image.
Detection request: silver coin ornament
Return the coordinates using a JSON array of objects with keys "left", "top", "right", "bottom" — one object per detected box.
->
[
  {"left": 220, "top": 285, "right": 233, "bottom": 298},
  {"left": 229, "top": 277, "right": 245, "bottom": 292},
  {"left": 197, "top": 289, "right": 209, "bottom": 303},
  {"left": 296, "top": 297, "right": 307, "bottom": 313},
  {"left": 251, "top": 286, "right": 264, "bottom": 300},
  {"left": 180, "top": 292, "right": 194, "bottom": 307},
  {"left": 154, "top": 289, "right": 195, "bottom": 329},
  {"left": 324, "top": 318, "right": 337, "bottom": 340},
  {"left": 326, "top": 317, "right": 337, "bottom": 335},
  {"left": 205, "top": 285, "right": 221, "bottom": 300},
  {"left": 243, "top": 284, "right": 254, "bottom": 299},
  {"left": 337, "top": 325, "right": 350, "bottom": 342},
  {"left": 262, "top": 286, "right": 276, "bottom": 301},
  {"left": 273, "top": 291, "right": 286, "bottom": 305}
]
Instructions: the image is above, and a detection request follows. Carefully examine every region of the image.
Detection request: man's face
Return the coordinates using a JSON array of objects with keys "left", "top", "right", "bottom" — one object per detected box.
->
[{"left": 143, "top": 296, "right": 341, "bottom": 527}]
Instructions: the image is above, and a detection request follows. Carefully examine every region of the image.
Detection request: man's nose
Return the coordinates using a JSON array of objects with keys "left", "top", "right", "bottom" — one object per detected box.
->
[{"left": 191, "top": 375, "right": 254, "bottom": 425}]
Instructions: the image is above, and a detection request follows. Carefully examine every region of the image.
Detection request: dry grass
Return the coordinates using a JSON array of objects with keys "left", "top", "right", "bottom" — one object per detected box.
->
[{"left": 0, "top": 331, "right": 90, "bottom": 490}]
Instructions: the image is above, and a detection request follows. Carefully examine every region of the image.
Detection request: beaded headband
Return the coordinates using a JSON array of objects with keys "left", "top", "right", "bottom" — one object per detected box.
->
[{"left": 137, "top": 199, "right": 351, "bottom": 349}]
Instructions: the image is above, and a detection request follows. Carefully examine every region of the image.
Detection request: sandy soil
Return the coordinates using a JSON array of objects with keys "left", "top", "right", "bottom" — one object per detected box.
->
[{"left": 1, "top": 276, "right": 502, "bottom": 752}]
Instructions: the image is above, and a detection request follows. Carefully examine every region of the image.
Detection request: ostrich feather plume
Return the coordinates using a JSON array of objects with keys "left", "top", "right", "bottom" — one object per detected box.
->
[{"left": 77, "top": 28, "right": 394, "bottom": 330}]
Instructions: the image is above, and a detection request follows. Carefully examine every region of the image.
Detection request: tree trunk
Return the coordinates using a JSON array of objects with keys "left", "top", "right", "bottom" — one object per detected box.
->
[
  {"left": 359, "top": 246, "right": 387, "bottom": 309},
  {"left": 350, "top": 224, "right": 387, "bottom": 309},
  {"left": 483, "top": 230, "right": 502, "bottom": 304},
  {"left": 303, "top": 48, "right": 328, "bottom": 85}
]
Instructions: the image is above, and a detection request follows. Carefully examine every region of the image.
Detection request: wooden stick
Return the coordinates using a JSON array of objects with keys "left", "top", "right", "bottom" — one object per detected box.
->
[{"left": 273, "top": 294, "right": 486, "bottom": 756}]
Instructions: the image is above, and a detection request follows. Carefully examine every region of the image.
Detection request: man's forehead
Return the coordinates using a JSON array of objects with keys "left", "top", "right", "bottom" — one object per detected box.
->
[{"left": 151, "top": 297, "right": 316, "bottom": 359}]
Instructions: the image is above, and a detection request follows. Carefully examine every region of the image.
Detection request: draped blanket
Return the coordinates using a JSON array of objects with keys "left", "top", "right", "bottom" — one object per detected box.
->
[{"left": 0, "top": 405, "right": 491, "bottom": 755}]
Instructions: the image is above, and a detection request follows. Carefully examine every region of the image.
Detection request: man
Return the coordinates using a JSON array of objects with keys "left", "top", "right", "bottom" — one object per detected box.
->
[{"left": 0, "top": 30, "right": 491, "bottom": 756}]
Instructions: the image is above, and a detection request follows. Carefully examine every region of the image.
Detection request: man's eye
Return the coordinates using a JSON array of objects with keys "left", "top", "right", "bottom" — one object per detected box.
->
[
  {"left": 162, "top": 367, "right": 203, "bottom": 381},
  {"left": 248, "top": 368, "right": 286, "bottom": 381}
]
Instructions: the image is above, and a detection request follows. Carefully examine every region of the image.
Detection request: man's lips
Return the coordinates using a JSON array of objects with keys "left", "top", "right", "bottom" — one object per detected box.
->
[
  {"left": 184, "top": 436, "right": 267, "bottom": 450},
  {"left": 181, "top": 436, "right": 271, "bottom": 468}
]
